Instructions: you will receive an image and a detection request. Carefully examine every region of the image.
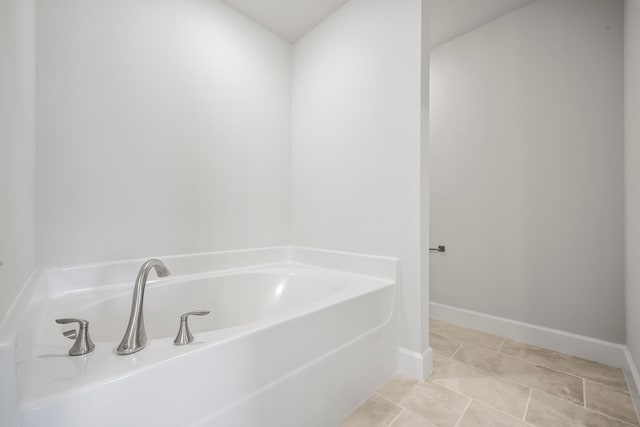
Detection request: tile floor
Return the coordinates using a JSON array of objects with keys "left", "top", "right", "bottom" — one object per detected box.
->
[{"left": 342, "top": 319, "right": 640, "bottom": 427}]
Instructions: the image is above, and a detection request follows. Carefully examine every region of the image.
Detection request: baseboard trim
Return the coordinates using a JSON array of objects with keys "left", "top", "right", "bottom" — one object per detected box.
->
[
  {"left": 397, "top": 347, "right": 433, "bottom": 381},
  {"left": 624, "top": 348, "right": 640, "bottom": 418},
  {"left": 430, "top": 302, "right": 628, "bottom": 369}
]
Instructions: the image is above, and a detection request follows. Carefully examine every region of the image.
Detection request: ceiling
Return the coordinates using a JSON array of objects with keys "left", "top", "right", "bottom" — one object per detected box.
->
[
  {"left": 222, "top": 0, "right": 535, "bottom": 45},
  {"left": 430, "top": 0, "right": 535, "bottom": 48},
  {"left": 223, "top": 0, "right": 350, "bottom": 42}
]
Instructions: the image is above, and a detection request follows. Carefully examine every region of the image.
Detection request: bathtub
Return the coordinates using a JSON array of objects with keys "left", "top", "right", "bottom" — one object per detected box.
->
[{"left": 0, "top": 247, "right": 398, "bottom": 427}]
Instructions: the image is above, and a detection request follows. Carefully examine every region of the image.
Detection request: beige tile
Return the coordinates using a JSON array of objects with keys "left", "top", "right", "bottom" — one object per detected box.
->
[
  {"left": 453, "top": 343, "right": 584, "bottom": 405},
  {"left": 378, "top": 375, "right": 420, "bottom": 404},
  {"left": 398, "top": 381, "right": 470, "bottom": 427},
  {"left": 341, "top": 394, "right": 402, "bottom": 427},
  {"left": 585, "top": 380, "right": 640, "bottom": 425},
  {"left": 458, "top": 401, "right": 529, "bottom": 427},
  {"left": 430, "top": 331, "right": 463, "bottom": 357},
  {"left": 430, "top": 319, "right": 504, "bottom": 350},
  {"left": 500, "top": 339, "right": 629, "bottom": 391},
  {"left": 526, "top": 390, "right": 633, "bottom": 427},
  {"left": 389, "top": 410, "right": 436, "bottom": 427},
  {"left": 430, "top": 352, "right": 530, "bottom": 418}
]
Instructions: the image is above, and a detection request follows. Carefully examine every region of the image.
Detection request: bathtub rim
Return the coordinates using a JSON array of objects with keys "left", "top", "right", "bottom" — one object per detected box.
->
[
  {"left": 0, "top": 246, "right": 399, "bottom": 421},
  {"left": 17, "top": 263, "right": 396, "bottom": 407}
]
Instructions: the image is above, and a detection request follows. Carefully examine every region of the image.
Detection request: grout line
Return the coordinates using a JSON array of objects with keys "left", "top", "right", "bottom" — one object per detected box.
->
[
  {"left": 488, "top": 343, "right": 630, "bottom": 394},
  {"left": 375, "top": 392, "right": 406, "bottom": 409},
  {"left": 498, "top": 337, "right": 506, "bottom": 353},
  {"left": 492, "top": 350, "right": 585, "bottom": 382},
  {"left": 532, "top": 388, "right": 638, "bottom": 426},
  {"left": 596, "top": 379, "right": 636, "bottom": 395},
  {"left": 386, "top": 409, "right": 404, "bottom": 427},
  {"left": 433, "top": 381, "right": 532, "bottom": 424},
  {"left": 498, "top": 350, "right": 619, "bottom": 389},
  {"left": 453, "top": 398, "right": 473, "bottom": 427},
  {"left": 450, "top": 342, "right": 464, "bottom": 359},
  {"left": 523, "top": 388, "right": 532, "bottom": 421},
  {"left": 375, "top": 392, "right": 413, "bottom": 414},
  {"left": 376, "top": 392, "right": 440, "bottom": 426}
]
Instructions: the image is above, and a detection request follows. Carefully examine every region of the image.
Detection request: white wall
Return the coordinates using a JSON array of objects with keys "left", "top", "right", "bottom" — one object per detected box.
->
[
  {"left": 626, "top": 0, "right": 640, "bottom": 365},
  {"left": 292, "top": 0, "right": 428, "bottom": 361},
  {"left": 430, "top": 0, "right": 625, "bottom": 342},
  {"left": 36, "top": 0, "right": 292, "bottom": 267},
  {"left": 0, "top": 0, "right": 36, "bottom": 320},
  {"left": 0, "top": 0, "right": 35, "bottom": 421}
]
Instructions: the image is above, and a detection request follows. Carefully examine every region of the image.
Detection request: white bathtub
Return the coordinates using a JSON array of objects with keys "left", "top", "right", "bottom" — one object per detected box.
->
[{"left": 1, "top": 247, "right": 398, "bottom": 427}]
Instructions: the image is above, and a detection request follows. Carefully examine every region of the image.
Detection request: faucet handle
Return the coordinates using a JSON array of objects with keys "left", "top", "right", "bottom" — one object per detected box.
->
[
  {"left": 56, "top": 318, "right": 95, "bottom": 356},
  {"left": 181, "top": 311, "right": 210, "bottom": 320},
  {"left": 174, "top": 311, "right": 210, "bottom": 346}
]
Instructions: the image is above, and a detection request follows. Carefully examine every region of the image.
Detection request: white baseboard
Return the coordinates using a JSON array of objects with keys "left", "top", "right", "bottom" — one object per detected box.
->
[
  {"left": 430, "top": 302, "right": 628, "bottom": 369},
  {"left": 625, "top": 348, "right": 640, "bottom": 393},
  {"left": 397, "top": 346, "right": 433, "bottom": 380},
  {"left": 624, "top": 348, "right": 640, "bottom": 417}
]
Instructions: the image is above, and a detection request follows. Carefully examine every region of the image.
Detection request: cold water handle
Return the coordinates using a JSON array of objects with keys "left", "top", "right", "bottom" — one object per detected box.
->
[
  {"left": 173, "top": 311, "right": 210, "bottom": 346},
  {"left": 56, "top": 318, "right": 95, "bottom": 356}
]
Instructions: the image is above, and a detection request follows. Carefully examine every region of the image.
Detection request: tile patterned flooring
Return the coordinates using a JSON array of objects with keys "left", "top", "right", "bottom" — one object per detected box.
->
[{"left": 342, "top": 319, "right": 640, "bottom": 427}]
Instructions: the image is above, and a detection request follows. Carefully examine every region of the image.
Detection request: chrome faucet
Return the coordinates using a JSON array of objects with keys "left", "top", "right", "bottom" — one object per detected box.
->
[{"left": 117, "top": 259, "right": 170, "bottom": 355}]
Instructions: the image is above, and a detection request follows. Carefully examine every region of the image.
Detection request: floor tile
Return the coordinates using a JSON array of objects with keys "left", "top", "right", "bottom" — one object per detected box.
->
[
  {"left": 389, "top": 410, "right": 436, "bottom": 427},
  {"left": 458, "top": 401, "right": 529, "bottom": 427},
  {"left": 500, "top": 339, "right": 628, "bottom": 391},
  {"left": 346, "top": 319, "right": 640, "bottom": 426},
  {"left": 430, "top": 319, "right": 504, "bottom": 350},
  {"left": 585, "top": 380, "right": 640, "bottom": 425},
  {"left": 430, "top": 352, "right": 530, "bottom": 418},
  {"left": 341, "top": 394, "right": 402, "bottom": 427},
  {"left": 526, "top": 389, "right": 632, "bottom": 427},
  {"left": 430, "top": 331, "right": 463, "bottom": 357},
  {"left": 452, "top": 343, "right": 584, "bottom": 405},
  {"left": 398, "top": 381, "right": 470, "bottom": 427},
  {"left": 378, "top": 375, "right": 420, "bottom": 404}
]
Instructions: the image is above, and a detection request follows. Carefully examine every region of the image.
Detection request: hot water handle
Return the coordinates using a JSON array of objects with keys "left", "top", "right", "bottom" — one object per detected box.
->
[{"left": 173, "top": 311, "right": 210, "bottom": 346}]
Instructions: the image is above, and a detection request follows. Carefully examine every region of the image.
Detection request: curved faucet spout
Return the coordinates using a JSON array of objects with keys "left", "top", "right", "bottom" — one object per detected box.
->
[{"left": 117, "top": 259, "right": 171, "bottom": 355}]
